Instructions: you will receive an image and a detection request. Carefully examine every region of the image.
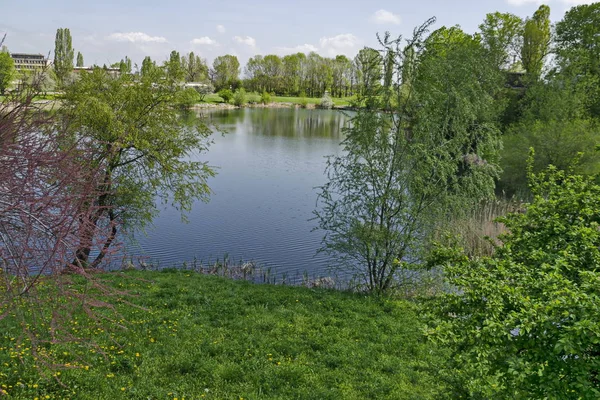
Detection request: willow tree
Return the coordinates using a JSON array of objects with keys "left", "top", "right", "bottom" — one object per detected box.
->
[
  {"left": 60, "top": 66, "right": 214, "bottom": 268},
  {"left": 315, "top": 20, "right": 503, "bottom": 293}
]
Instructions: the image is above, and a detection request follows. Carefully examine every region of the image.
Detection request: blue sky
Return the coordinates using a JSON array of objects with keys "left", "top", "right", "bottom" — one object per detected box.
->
[{"left": 1, "top": 0, "right": 595, "bottom": 71}]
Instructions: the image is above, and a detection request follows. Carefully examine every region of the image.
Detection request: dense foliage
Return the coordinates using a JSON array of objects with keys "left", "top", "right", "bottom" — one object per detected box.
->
[
  {"left": 60, "top": 67, "right": 214, "bottom": 268},
  {"left": 315, "top": 20, "right": 503, "bottom": 293},
  {"left": 428, "top": 161, "right": 600, "bottom": 398}
]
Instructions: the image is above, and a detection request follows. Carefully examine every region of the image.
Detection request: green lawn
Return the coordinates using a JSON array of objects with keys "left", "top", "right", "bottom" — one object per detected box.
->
[
  {"left": 0, "top": 270, "right": 447, "bottom": 399},
  {"left": 197, "top": 94, "right": 355, "bottom": 108}
]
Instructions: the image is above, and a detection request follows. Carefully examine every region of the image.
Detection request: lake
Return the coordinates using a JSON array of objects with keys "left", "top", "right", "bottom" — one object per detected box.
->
[{"left": 127, "top": 107, "right": 351, "bottom": 283}]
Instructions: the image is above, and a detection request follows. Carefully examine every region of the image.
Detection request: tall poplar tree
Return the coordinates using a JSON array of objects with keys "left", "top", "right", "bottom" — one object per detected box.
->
[
  {"left": 76, "top": 51, "right": 84, "bottom": 67},
  {"left": 54, "top": 28, "right": 74, "bottom": 85},
  {"left": 520, "top": 5, "right": 551, "bottom": 80}
]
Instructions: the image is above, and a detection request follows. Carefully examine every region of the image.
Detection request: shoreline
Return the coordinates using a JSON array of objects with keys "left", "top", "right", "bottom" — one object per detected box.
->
[{"left": 191, "top": 101, "right": 356, "bottom": 111}]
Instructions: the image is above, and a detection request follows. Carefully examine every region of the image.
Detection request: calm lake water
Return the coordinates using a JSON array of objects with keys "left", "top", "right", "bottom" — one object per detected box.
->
[{"left": 127, "top": 108, "right": 351, "bottom": 282}]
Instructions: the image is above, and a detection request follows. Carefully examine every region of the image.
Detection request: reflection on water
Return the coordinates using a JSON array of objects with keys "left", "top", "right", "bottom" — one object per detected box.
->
[{"left": 128, "top": 108, "right": 351, "bottom": 282}]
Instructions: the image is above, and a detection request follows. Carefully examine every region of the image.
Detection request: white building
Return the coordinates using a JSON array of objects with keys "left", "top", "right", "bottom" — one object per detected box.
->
[{"left": 10, "top": 53, "right": 50, "bottom": 71}]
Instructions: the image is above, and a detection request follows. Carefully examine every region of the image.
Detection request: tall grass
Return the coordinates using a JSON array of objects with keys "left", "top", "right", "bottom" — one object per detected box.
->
[{"left": 436, "top": 198, "right": 522, "bottom": 258}]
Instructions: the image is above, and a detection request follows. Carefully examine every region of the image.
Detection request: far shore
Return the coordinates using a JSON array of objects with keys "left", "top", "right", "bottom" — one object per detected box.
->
[{"left": 191, "top": 101, "right": 355, "bottom": 111}]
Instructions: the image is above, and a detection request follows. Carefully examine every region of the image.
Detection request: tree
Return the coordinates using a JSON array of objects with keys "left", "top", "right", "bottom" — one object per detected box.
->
[
  {"left": 282, "top": 53, "right": 305, "bottom": 96},
  {"left": 211, "top": 55, "right": 240, "bottom": 91},
  {"left": 76, "top": 51, "right": 84, "bottom": 67},
  {"left": 194, "top": 82, "right": 214, "bottom": 102},
  {"left": 429, "top": 161, "right": 600, "bottom": 399},
  {"left": 479, "top": 11, "right": 523, "bottom": 69},
  {"left": 60, "top": 67, "right": 214, "bottom": 268},
  {"left": 165, "top": 50, "right": 184, "bottom": 81},
  {"left": 53, "top": 27, "right": 74, "bottom": 85},
  {"left": 0, "top": 72, "right": 119, "bottom": 367},
  {"left": 118, "top": 56, "right": 132, "bottom": 74},
  {"left": 262, "top": 54, "right": 283, "bottom": 94},
  {"left": 521, "top": 5, "right": 551, "bottom": 80},
  {"left": 244, "top": 54, "right": 266, "bottom": 93},
  {"left": 314, "top": 20, "right": 502, "bottom": 293},
  {"left": 140, "top": 56, "right": 156, "bottom": 76},
  {"left": 555, "top": 3, "right": 600, "bottom": 117},
  {"left": 0, "top": 51, "right": 15, "bottom": 95},
  {"left": 217, "top": 88, "right": 233, "bottom": 103},
  {"left": 353, "top": 47, "right": 382, "bottom": 98},
  {"left": 332, "top": 55, "right": 352, "bottom": 97},
  {"left": 181, "top": 52, "right": 208, "bottom": 83}
]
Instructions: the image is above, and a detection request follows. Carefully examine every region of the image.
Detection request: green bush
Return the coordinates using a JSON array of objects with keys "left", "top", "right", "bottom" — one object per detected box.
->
[
  {"left": 260, "top": 91, "right": 272, "bottom": 105},
  {"left": 299, "top": 97, "right": 309, "bottom": 108},
  {"left": 217, "top": 89, "right": 233, "bottom": 103},
  {"left": 233, "top": 88, "right": 247, "bottom": 107},
  {"left": 174, "top": 87, "right": 199, "bottom": 109},
  {"left": 429, "top": 157, "right": 600, "bottom": 399},
  {"left": 318, "top": 91, "right": 334, "bottom": 109}
]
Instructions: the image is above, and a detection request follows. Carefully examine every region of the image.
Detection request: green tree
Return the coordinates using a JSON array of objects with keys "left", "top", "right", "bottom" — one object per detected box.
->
[
  {"left": 353, "top": 47, "right": 382, "bottom": 98},
  {"left": 232, "top": 88, "right": 247, "bottom": 107},
  {"left": 262, "top": 54, "right": 283, "bottom": 94},
  {"left": 217, "top": 88, "right": 233, "bottom": 103},
  {"left": 314, "top": 19, "right": 502, "bottom": 293},
  {"left": 165, "top": 50, "right": 184, "bottom": 81},
  {"left": 140, "top": 56, "right": 156, "bottom": 76},
  {"left": 479, "top": 11, "right": 523, "bottom": 69},
  {"left": 0, "top": 51, "right": 15, "bottom": 95},
  {"left": 53, "top": 27, "right": 74, "bottom": 85},
  {"left": 211, "top": 55, "right": 240, "bottom": 91},
  {"left": 332, "top": 55, "right": 352, "bottom": 97},
  {"left": 499, "top": 77, "right": 600, "bottom": 194},
  {"left": 194, "top": 82, "right": 214, "bottom": 102},
  {"left": 282, "top": 53, "right": 305, "bottom": 96},
  {"left": 181, "top": 52, "right": 208, "bottom": 83},
  {"left": 555, "top": 3, "right": 600, "bottom": 117},
  {"left": 245, "top": 54, "right": 266, "bottom": 93},
  {"left": 429, "top": 161, "right": 600, "bottom": 399},
  {"left": 76, "top": 51, "right": 84, "bottom": 67},
  {"left": 118, "top": 56, "right": 132, "bottom": 74},
  {"left": 521, "top": 5, "right": 551, "bottom": 80},
  {"left": 60, "top": 67, "right": 214, "bottom": 267}
]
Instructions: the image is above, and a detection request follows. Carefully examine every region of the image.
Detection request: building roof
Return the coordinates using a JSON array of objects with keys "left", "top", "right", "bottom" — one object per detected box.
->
[{"left": 10, "top": 53, "right": 47, "bottom": 59}]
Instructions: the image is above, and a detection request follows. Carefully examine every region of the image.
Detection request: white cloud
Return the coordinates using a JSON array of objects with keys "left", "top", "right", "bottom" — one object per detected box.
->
[
  {"left": 191, "top": 36, "right": 217, "bottom": 46},
  {"left": 106, "top": 32, "right": 167, "bottom": 43},
  {"left": 369, "top": 9, "right": 401, "bottom": 25},
  {"left": 216, "top": 25, "right": 226, "bottom": 34},
  {"left": 506, "top": 0, "right": 546, "bottom": 5},
  {"left": 275, "top": 43, "right": 319, "bottom": 55},
  {"left": 319, "top": 33, "right": 361, "bottom": 57},
  {"left": 506, "top": 0, "right": 594, "bottom": 6},
  {"left": 233, "top": 35, "right": 256, "bottom": 47},
  {"left": 560, "top": 0, "right": 596, "bottom": 4}
]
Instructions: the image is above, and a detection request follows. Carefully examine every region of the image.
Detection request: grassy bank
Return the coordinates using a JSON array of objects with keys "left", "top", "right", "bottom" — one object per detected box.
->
[
  {"left": 0, "top": 270, "right": 446, "bottom": 399},
  {"left": 199, "top": 93, "right": 354, "bottom": 108}
]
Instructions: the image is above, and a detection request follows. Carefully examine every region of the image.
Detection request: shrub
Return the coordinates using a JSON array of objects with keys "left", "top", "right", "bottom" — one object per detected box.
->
[
  {"left": 233, "top": 88, "right": 247, "bottom": 107},
  {"left": 217, "top": 89, "right": 233, "bottom": 103},
  {"left": 299, "top": 97, "right": 309, "bottom": 108},
  {"left": 175, "top": 87, "right": 199, "bottom": 109},
  {"left": 319, "top": 91, "right": 334, "bottom": 109},
  {"left": 428, "top": 157, "right": 600, "bottom": 398},
  {"left": 194, "top": 82, "right": 214, "bottom": 102},
  {"left": 260, "top": 91, "right": 272, "bottom": 105}
]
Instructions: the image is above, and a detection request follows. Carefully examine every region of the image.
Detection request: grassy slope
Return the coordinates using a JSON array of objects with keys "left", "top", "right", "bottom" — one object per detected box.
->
[
  {"left": 0, "top": 271, "right": 446, "bottom": 399},
  {"left": 199, "top": 94, "right": 354, "bottom": 107}
]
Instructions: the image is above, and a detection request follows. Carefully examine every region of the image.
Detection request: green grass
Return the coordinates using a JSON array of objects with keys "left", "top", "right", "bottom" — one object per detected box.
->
[
  {"left": 196, "top": 94, "right": 355, "bottom": 108},
  {"left": 272, "top": 96, "right": 355, "bottom": 107},
  {"left": 0, "top": 270, "right": 447, "bottom": 399}
]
